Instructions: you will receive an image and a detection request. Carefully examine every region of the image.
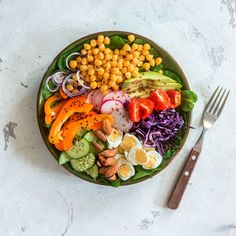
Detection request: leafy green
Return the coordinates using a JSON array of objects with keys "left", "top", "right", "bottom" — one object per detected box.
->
[
  {"left": 163, "top": 149, "right": 172, "bottom": 159},
  {"left": 111, "top": 178, "right": 121, "bottom": 187},
  {"left": 59, "top": 152, "right": 71, "bottom": 165},
  {"left": 151, "top": 64, "right": 164, "bottom": 72},
  {"left": 149, "top": 48, "right": 159, "bottom": 58},
  {"left": 42, "top": 83, "right": 53, "bottom": 100},
  {"left": 133, "top": 38, "right": 146, "bottom": 45},
  {"left": 86, "top": 165, "right": 98, "bottom": 180},
  {"left": 181, "top": 90, "right": 198, "bottom": 112},
  {"left": 106, "top": 36, "right": 129, "bottom": 49},
  {"left": 133, "top": 169, "right": 150, "bottom": 180},
  {"left": 163, "top": 70, "right": 183, "bottom": 85}
]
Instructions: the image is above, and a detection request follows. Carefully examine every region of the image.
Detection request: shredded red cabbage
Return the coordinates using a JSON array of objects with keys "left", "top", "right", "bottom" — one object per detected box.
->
[{"left": 130, "top": 109, "right": 184, "bottom": 155}]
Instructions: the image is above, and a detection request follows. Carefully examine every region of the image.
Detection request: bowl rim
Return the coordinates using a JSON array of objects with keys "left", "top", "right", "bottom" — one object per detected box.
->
[{"left": 37, "top": 30, "right": 192, "bottom": 186}]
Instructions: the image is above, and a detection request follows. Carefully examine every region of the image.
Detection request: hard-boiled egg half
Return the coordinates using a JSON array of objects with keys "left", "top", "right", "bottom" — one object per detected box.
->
[
  {"left": 107, "top": 128, "right": 123, "bottom": 148},
  {"left": 142, "top": 150, "right": 163, "bottom": 169},
  {"left": 117, "top": 161, "right": 135, "bottom": 181},
  {"left": 127, "top": 146, "right": 149, "bottom": 165},
  {"left": 120, "top": 134, "right": 142, "bottom": 152}
]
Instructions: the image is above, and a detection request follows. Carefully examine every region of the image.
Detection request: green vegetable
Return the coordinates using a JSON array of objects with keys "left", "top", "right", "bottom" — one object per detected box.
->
[
  {"left": 59, "top": 152, "right": 71, "bottom": 165},
  {"left": 70, "top": 153, "right": 96, "bottom": 172},
  {"left": 149, "top": 48, "right": 159, "bottom": 58},
  {"left": 133, "top": 38, "right": 146, "bottom": 45},
  {"left": 181, "top": 90, "right": 198, "bottom": 112},
  {"left": 111, "top": 178, "right": 121, "bottom": 187},
  {"left": 151, "top": 64, "right": 164, "bottom": 72},
  {"left": 65, "top": 138, "right": 90, "bottom": 159},
  {"left": 163, "top": 70, "right": 183, "bottom": 85},
  {"left": 133, "top": 169, "right": 150, "bottom": 180},
  {"left": 106, "top": 36, "right": 129, "bottom": 49},
  {"left": 86, "top": 165, "right": 98, "bottom": 180}
]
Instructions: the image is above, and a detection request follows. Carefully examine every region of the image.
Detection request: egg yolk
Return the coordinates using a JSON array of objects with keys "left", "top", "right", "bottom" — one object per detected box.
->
[
  {"left": 109, "top": 128, "right": 122, "bottom": 141},
  {"left": 135, "top": 149, "right": 148, "bottom": 164},
  {"left": 122, "top": 136, "right": 136, "bottom": 151},
  {"left": 119, "top": 164, "right": 131, "bottom": 178},
  {"left": 144, "top": 156, "right": 156, "bottom": 169}
]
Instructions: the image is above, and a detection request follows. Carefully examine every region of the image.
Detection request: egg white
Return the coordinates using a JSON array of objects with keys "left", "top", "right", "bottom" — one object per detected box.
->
[
  {"left": 127, "top": 146, "right": 149, "bottom": 165},
  {"left": 142, "top": 150, "right": 163, "bottom": 170},
  {"left": 120, "top": 134, "right": 142, "bottom": 151},
  {"left": 118, "top": 162, "right": 135, "bottom": 181},
  {"left": 107, "top": 128, "right": 123, "bottom": 148}
]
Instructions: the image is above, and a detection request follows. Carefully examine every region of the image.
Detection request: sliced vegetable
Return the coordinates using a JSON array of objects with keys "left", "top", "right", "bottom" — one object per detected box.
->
[
  {"left": 86, "top": 164, "right": 99, "bottom": 179},
  {"left": 138, "top": 98, "right": 154, "bottom": 119},
  {"left": 101, "top": 100, "right": 123, "bottom": 114},
  {"left": 128, "top": 100, "right": 141, "bottom": 122},
  {"left": 49, "top": 96, "right": 93, "bottom": 144},
  {"left": 111, "top": 109, "right": 133, "bottom": 131},
  {"left": 45, "top": 75, "right": 59, "bottom": 92},
  {"left": 93, "top": 89, "right": 104, "bottom": 111},
  {"left": 65, "top": 52, "right": 81, "bottom": 71},
  {"left": 103, "top": 91, "right": 130, "bottom": 104},
  {"left": 149, "top": 89, "right": 170, "bottom": 111},
  {"left": 52, "top": 71, "right": 69, "bottom": 85},
  {"left": 59, "top": 86, "right": 68, "bottom": 99},
  {"left": 87, "top": 90, "right": 97, "bottom": 104},
  {"left": 65, "top": 138, "right": 90, "bottom": 159},
  {"left": 59, "top": 152, "right": 70, "bottom": 165},
  {"left": 166, "top": 90, "right": 181, "bottom": 109},
  {"left": 76, "top": 70, "right": 91, "bottom": 89},
  {"left": 70, "top": 153, "right": 96, "bottom": 172},
  {"left": 61, "top": 114, "right": 113, "bottom": 150}
]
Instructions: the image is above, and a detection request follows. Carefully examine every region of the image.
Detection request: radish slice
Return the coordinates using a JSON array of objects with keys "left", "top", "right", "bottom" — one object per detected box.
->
[
  {"left": 100, "top": 100, "right": 123, "bottom": 114},
  {"left": 111, "top": 109, "right": 133, "bottom": 131},
  {"left": 93, "top": 90, "right": 104, "bottom": 111},
  {"left": 87, "top": 90, "right": 97, "bottom": 103},
  {"left": 103, "top": 91, "right": 131, "bottom": 104}
]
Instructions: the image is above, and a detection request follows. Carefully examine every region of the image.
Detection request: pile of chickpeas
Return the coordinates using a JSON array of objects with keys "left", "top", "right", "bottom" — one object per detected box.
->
[{"left": 68, "top": 34, "right": 163, "bottom": 95}]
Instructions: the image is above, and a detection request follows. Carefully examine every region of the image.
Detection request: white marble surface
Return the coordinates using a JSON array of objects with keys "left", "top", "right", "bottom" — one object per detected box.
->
[{"left": 0, "top": 0, "right": 236, "bottom": 235}]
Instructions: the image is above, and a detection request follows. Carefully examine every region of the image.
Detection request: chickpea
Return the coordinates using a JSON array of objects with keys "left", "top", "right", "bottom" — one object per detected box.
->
[
  {"left": 102, "top": 90, "right": 109, "bottom": 96},
  {"left": 84, "top": 44, "right": 91, "bottom": 50},
  {"left": 76, "top": 56, "right": 82, "bottom": 63},
  {"left": 146, "top": 54, "right": 153, "bottom": 61},
  {"left": 88, "top": 68, "right": 95, "bottom": 76},
  {"left": 66, "top": 83, "right": 73, "bottom": 91},
  {"left": 128, "top": 34, "right": 135, "bottom": 42},
  {"left": 97, "top": 35, "right": 104, "bottom": 43},
  {"left": 105, "top": 62, "right": 111, "bottom": 70},
  {"left": 97, "top": 81, "right": 102, "bottom": 88},
  {"left": 110, "top": 74, "right": 117, "bottom": 81},
  {"left": 95, "top": 59, "right": 102, "bottom": 66},
  {"left": 90, "top": 39, "right": 97, "bottom": 47},
  {"left": 116, "top": 75, "right": 123, "bottom": 83},
  {"left": 123, "top": 44, "right": 131, "bottom": 51},
  {"left": 112, "top": 54, "right": 118, "bottom": 61},
  {"left": 109, "top": 80, "right": 116, "bottom": 87},
  {"left": 101, "top": 84, "right": 108, "bottom": 92},
  {"left": 81, "top": 57, "right": 88, "bottom": 65},
  {"left": 87, "top": 49, "right": 92, "bottom": 55},
  {"left": 142, "top": 50, "right": 149, "bottom": 56},
  {"left": 80, "top": 65, "right": 87, "bottom": 72},
  {"left": 142, "top": 62, "right": 150, "bottom": 71},
  {"left": 132, "top": 70, "right": 139, "bottom": 77},
  {"left": 102, "top": 59, "right": 107, "bottom": 65},
  {"left": 85, "top": 75, "right": 90, "bottom": 82},
  {"left": 110, "top": 60, "right": 117, "bottom": 67},
  {"left": 125, "top": 72, "right": 132, "bottom": 79},
  {"left": 97, "top": 73, "right": 103, "bottom": 80},
  {"left": 69, "top": 60, "right": 77, "bottom": 69},
  {"left": 131, "top": 43, "right": 138, "bottom": 51},
  {"left": 87, "top": 64, "right": 93, "bottom": 70},
  {"left": 117, "top": 61, "right": 123, "bottom": 69},
  {"left": 90, "top": 75, "right": 96, "bottom": 82},
  {"left": 114, "top": 49, "right": 119, "bottom": 55},
  {"left": 124, "top": 60, "right": 130, "bottom": 67},
  {"left": 133, "top": 51, "right": 140, "bottom": 58},
  {"left": 143, "top": 43, "right": 151, "bottom": 50},
  {"left": 81, "top": 71, "right": 87, "bottom": 77},
  {"left": 72, "top": 74, "right": 77, "bottom": 81},
  {"left": 155, "top": 57, "right": 162, "bottom": 65},
  {"left": 103, "top": 72, "right": 110, "bottom": 80},
  {"left": 104, "top": 48, "right": 111, "bottom": 54},
  {"left": 104, "top": 36, "right": 110, "bottom": 45},
  {"left": 81, "top": 49, "right": 87, "bottom": 55},
  {"left": 139, "top": 55, "right": 145, "bottom": 61},
  {"left": 119, "top": 49, "right": 126, "bottom": 56},
  {"left": 113, "top": 85, "right": 119, "bottom": 91},
  {"left": 127, "top": 64, "right": 135, "bottom": 72},
  {"left": 98, "top": 52, "right": 105, "bottom": 60},
  {"left": 132, "top": 58, "right": 139, "bottom": 65},
  {"left": 112, "top": 67, "right": 119, "bottom": 75},
  {"left": 92, "top": 48, "right": 99, "bottom": 55},
  {"left": 105, "top": 54, "right": 112, "bottom": 61},
  {"left": 127, "top": 54, "right": 134, "bottom": 61},
  {"left": 98, "top": 67, "right": 105, "bottom": 75},
  {"left": 137, "top": 44, "right": 143, "bottom": 52},
  {"left": 150, "top": 59, "right": 155, "bottom": 67},
  {"left": 118, "top": 58, "right": 124, "bottom": 63},
  {"left": 90, "top": 81, "right": 97, "bottom": 89},
  {"left": 137, "top": 60, "right": 143, "bottom": 67},
  {"left": 121, "top": 67, "right": 127, "bottom": 74},
  {"left": 99, "top": 44, "right": 105, "bottom": 51},
  {"left": 87, "top": 55, "right": 94, "bottom": 62}
]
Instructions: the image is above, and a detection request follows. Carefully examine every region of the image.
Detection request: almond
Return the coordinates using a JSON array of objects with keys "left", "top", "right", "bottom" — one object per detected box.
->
[
  {"left": 97, "top": 160, "right": 102, "bottom": 167},
  {"left": 91, "top": 141, "right": 103, "bottom": 152},
  {"left": 104, "top": 164, "right": 118, "bottom": 178},
  {"left": 104, "top": 157, "right": 117, "bottom": 166},
  {"left": 99, "top": 166, "right": 109, "bottom": 175},
  {"left": 101, "top": 149, "right": 117, "bottom": 158},
  {"left": 94, "top": 130, "right": 107, "bottom": 142},
  {"left": 98, "top": 153, "right": 107, "bottom": 165},
  {"left": 102, "top": 119, "right": 112, "bottom": 135}
]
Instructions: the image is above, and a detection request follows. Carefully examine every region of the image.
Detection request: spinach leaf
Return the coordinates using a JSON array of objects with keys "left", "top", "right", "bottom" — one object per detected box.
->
[
  {"left": 42, "top": 84, "right": 53, "bottom": 100},
  {"left": 133, "top": 38, "right": 146, "bottom": 45},
  {"left": 149, "top": 48, "right": 159, "bottom": 58},
  {"left": 181, "top": 90, "right": 198, "bottom": 112},
  {"left": 133, "top": 169, "right": 150, "bottom": 180},
  {"left": 111, "top": 178, "right": 121, "bottom": 187},
  {"left": 163, "top": 149, "right": 172, "bottom": 159},
  {"left": 107, "top": 36, "right": 129, "bottom": 49},
  {"left": 151, "top": 64, "right": 164, "bottom": 72},
  {"left": 163, "top": 70, "right": 183, "bottom": 85}
]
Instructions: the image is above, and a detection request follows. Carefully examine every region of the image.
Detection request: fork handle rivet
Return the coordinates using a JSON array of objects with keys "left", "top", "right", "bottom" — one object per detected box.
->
[{"left": 192, "top": 155, "right": 197, "bottom": 160}]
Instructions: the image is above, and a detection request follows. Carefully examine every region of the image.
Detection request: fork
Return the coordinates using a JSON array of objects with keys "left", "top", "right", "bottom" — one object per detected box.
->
[{"left": 168, "top": 86, "right": 230, "bottom": 209}]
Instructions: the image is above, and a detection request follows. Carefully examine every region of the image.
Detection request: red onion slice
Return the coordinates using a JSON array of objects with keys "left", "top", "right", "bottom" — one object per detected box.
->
[
  {"left": 62, "top": 74, "right": 86, "bottom": 97},
  {"left": 52, "top": 71, "right": 69, "bottom": 85},
  {"left": 76, "top": 70, "right": 91, "bottom": 89},
  {"left": 65, "top": 52, "right": 81, "bottom": 71},
  {"left": 45, "top": 76, "right": 59, "bottom": 92}
]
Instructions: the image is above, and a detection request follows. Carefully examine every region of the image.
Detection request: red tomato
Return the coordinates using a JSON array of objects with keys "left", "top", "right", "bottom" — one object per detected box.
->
[
  {"left": 149, "top": 89, "right": 170, "bottom": 110},
  {"left": 128, "top": 100, "right": 141, "bottom": 122},
  {"left": 138, "top": 98, "right": 154, "bottom": 119},
  {"left": 166, "top": 90, "right": 181, "bottom": 108}
]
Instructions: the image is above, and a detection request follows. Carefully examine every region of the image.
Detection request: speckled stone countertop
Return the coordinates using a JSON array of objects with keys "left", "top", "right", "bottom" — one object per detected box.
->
[{"left": 0, "top": 1, "right": 236, "bottom": 236}]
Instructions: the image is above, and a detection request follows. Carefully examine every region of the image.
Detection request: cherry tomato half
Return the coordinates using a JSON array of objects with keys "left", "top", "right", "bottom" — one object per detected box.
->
[
  {"left": 138, "top": 98, "right": 154, "bottom": 119},
  {"left": 166, "top": 90, "right": 181, "bottom": 108},
  {"left": 149, "top": 89, "right": 170, "bottom": 111},
  {"left": 128, "top": 99, "right": 141, "bottom": 122}
]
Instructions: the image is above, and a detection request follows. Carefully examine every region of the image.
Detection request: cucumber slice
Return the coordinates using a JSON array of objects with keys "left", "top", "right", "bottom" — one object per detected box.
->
[
  {"left": 86, "top": 165, "right": 98, "bottom": 179},
  {"left": 59, "top": 152, "right": 70, "bottom": 165},
  {"left": 70, "top": 153, "right": 96, "bottom": 172},
  {"left": 65, "top": 138, "right": 90, "bottom": 159},
  {"left": 83, "top": 131, "right": 97, "bottom": 142}
]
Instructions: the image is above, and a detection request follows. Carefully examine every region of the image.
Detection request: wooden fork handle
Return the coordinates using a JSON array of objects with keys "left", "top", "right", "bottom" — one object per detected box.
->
[{"left": 167, "top": 148, "right": 200, "bottom": 209}]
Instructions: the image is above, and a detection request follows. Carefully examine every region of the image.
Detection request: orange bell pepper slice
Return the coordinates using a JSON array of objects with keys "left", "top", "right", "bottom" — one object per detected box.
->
[
  {"left": 59, "top": 86, "right": 68, "bottom": 99},
  {"left": 45, "top": 101, "right": 66, "bottom": 125},
  {"left": 49, "top": 96, "right": 93, "bottom": 144},
  {"left": 62, "top": 114, "right": 113, "bottom": 150}
]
